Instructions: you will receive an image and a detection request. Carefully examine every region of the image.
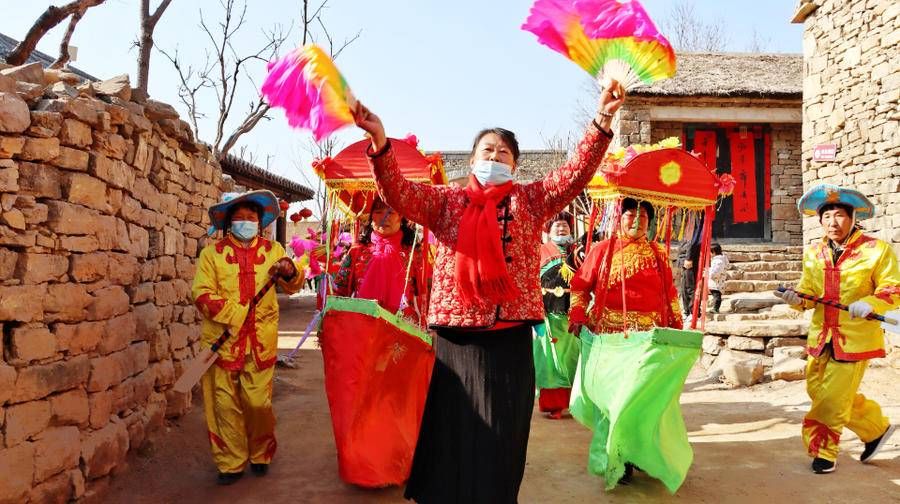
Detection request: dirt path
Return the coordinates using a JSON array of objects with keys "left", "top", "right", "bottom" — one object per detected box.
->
[{"left": 107, "top": 294, "right": 900, "bottom": 503}]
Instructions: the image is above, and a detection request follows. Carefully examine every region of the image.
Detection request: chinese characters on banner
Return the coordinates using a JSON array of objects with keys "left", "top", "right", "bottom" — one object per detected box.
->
[
  {"left": 763, "top": 133, "right": 771, "bottom": 210},
  {"left": 729, "top": 133, "right": 757, "bottom": 223},
  {"left": 693, "top": 130, "right": 718, "bottom": 170}
]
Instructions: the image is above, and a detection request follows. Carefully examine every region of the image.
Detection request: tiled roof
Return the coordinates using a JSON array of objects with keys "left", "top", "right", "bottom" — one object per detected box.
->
[
  {"left": 219, "top": 153, "right": 314, "bottom": 202},
  {"left": 0, "top": 32, "right": 98, "bottom": 82}
]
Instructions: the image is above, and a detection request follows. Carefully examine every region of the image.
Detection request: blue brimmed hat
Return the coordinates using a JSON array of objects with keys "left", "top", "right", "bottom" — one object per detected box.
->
[
  {"left": 208, "top": 190, "right": 280, "bottom": 234},
  {"left": 797, "top": 183, "right": 875, "bottom": 220}
]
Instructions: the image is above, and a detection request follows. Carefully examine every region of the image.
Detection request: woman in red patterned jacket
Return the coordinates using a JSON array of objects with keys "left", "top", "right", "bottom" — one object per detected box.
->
[{"left": 353, "top": 80, "right": 624, "bottom": 504}]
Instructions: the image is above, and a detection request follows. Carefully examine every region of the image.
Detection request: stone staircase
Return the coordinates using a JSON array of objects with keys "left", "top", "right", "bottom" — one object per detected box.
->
[
  {"left": 720, "top": 244, "right": 804, "bottom": 294},
  {"left": 698, "top": 292, "right": 811, "bottom": 386}
]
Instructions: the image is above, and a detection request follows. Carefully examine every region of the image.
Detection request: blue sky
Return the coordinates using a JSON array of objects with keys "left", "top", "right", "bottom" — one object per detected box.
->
[{"left": 1, "top": 1, "right": 802, "bottom": 193}]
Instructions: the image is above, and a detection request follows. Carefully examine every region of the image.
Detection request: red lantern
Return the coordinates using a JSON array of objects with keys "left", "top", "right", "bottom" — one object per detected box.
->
[
  {"left": 290, "top": 213, "right": 302, "bottom": 223},
  {"left": 299, "top": 208, "right": 313, "bottom": 219},
  {"left": 279, "top": 200, "right": 290, "bottom": 212}
]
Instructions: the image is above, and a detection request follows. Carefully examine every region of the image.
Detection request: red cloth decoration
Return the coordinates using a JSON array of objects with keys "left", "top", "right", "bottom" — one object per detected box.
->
[
  {"left": 763, "top": 132, "right": 772, "bottom": 210},
  {"left": 320, "top": 306, "right": 434, "bottom": 487},
  {"left": 454, "top": 176, "right": 518, "bottom": 306},
  {"left": 728, "top": 132, "right": 758, "bottom": 224},
  {"left": 356, "top": 232, "right": 407, "bottom": 313},
  {"left": 693, "top": 130, "right": 718, "bottom": 170}
]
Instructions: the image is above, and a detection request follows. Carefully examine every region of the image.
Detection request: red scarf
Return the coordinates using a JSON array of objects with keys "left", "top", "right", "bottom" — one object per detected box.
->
[
  {"left": 455, "top": 175, "right": 518, "bottom": 306},
  {"left": 357, "top": 231, "right": 407, "bottom": 313}
]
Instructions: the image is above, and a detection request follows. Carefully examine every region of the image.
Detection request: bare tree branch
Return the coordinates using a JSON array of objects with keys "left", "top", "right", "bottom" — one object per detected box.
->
[
  {"left": 136, "top": 0, "right": 176, "bottom": 95},
  {"left": 6, "top": 0, "right": 106, "bottom": 66},
  {"left": 659, "top": 0, "right": 729, "bottom": 53},
  {"left": 746, "top": 27, "right": 771, "bottom": 53},
  {"left": 157, "top": 46, "right": 211, "bottom": 138},
  {"left": 199, "top": 0, "right": 289, "bottom": 161},
  {"left": 49, "top": 7, "right": 87, "bottom": 69}
]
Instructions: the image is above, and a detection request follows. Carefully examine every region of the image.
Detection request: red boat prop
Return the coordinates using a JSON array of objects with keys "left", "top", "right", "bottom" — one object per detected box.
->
[{"left": 319, "top": 297, "right": 434, "bottom": 487}]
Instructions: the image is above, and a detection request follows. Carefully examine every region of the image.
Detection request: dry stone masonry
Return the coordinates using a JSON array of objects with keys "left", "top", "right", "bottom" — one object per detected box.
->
[
  {"left": 796, "top": 0, "right": 900, "bottom": 353},
  {"left": 0, "top": 64, "right": 223, "bottom": 503},
  {"left": 798, "top": 0, "right": 899, "bottom": 255}
]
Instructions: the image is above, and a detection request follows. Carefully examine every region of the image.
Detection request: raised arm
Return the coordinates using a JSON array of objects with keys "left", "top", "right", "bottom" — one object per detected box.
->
[
  {"left": 522, "top": 124, "right": 612, "bottom": 219},
  {"left": 354, "top": 102, "right": 445, "bottom": 229},
  {"left": 368, "top": 144, "right": 446, "bottom": 229},
  {"left": 522, "top": 79, "right": 624, "bottom": 219}
]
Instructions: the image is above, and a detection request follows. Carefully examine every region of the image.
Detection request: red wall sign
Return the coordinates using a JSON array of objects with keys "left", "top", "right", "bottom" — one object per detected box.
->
[{"left": 813, "top": 144, "right": 837, "bottom": 162}]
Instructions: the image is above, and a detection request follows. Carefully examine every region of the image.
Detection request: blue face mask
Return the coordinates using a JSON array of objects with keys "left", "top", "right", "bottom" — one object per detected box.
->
[
  {"left": 551, "top": 235, "right": 574, "bottom": 245},
  {"left": 471, "top": 160, "right": 513, "bottom": 186},
  {"left": 230, "top": 220, "right": 258, "bottom": 241}
]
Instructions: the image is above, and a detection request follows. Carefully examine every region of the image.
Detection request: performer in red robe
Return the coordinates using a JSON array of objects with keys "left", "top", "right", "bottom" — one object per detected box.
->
[{"left": 569, "top": 198, "right": 683, "bottom": 340}]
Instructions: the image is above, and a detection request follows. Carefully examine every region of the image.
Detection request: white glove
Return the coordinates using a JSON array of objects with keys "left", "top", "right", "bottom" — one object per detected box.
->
[
  {"left": 847, "top": 301, "right": 873, "bottom": 319},
  {"left": 775, "top": 289, "right": 802, "bottom": 306}
]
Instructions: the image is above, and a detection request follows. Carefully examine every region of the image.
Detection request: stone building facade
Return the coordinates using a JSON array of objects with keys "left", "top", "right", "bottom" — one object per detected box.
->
[
  {"left": 0, "top": 64, "right": 222, "bottom": 502},
  {"left": 792, "top": 0, "right": 899, "bottom": 256},
  {"left": 611, "top": 53, "right": 805, "bottom": 245}
]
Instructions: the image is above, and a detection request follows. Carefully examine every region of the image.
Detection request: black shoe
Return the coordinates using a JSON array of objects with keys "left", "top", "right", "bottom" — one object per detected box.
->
[
  {"left": 217, "top": 472, "right": 244, "bottom": 485},
  {"left": 618, "top": 463, "right": 635, "bottom": 485},
  {"left": 861, "top": 424, "right": 895, "bottom": 463},
  {"left": 250, "top": 463, "right": 269, "bottom": 476},
  {"left": 811, "top": 457, "right": 836, "bottom": 474}
]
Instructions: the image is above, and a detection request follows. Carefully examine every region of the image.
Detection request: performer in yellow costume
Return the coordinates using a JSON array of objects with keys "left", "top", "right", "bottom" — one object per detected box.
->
[
  {"left": 778, "top": 184, "right": 898, "bottom": 474},
  {"left": 192, "top": 190, "right": 306, "bottom": 485}
]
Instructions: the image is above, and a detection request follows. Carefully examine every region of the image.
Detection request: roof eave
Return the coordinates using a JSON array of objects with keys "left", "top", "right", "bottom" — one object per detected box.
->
[{"left": 629, "top": 90, "right": 803, "bottom": 100}]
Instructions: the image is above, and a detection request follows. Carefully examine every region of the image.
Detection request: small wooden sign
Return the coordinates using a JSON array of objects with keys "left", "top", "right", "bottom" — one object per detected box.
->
[{"left": 813, "top": 144, "right": 837, "bottom": 162}]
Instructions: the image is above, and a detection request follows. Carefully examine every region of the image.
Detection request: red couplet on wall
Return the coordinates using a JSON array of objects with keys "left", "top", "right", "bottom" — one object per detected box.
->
[{"left": 729, "top": 133, "right": 758, "bottom": 224}]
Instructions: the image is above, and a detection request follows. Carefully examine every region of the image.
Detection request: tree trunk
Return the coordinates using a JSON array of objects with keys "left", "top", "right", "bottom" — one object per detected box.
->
[
  {"left": 49, "top": 9, "right": 87, "bottom": 69},
  {"left": 5, "top": 0, "right": 104, "bottom": 66},
  {"left": 135, "top": 0, "right": 175, "bottom": 96},
  {"left": 136, "top": 27, "right": 154, "bottom": 94}
]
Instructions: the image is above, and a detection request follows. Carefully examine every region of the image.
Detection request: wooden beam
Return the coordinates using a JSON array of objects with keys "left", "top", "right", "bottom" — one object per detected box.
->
[
  {"left": 791, "top": 1, "right": 818, "bottom": 23},
  {"left": 649, "top": 106, "right": 802, "bottom": 124}
]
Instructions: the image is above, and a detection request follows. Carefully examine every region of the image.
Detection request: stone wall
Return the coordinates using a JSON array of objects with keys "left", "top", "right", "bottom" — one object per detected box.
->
[
  {"left": 770, "top": 124, "right": 804, "bottom": 244},
  {"left": 0, "top": 64, "right": 222, "bottom": 503},
  {"left": 798, "top": 0, "right": 899, "bottom": 256},
  {"left": 612, "top": 97, "right": 804, "bottom": 245}
]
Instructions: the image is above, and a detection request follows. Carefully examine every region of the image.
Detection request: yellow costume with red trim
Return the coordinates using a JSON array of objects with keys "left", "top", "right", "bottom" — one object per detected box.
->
[
  {"left": 569, "top": 236, "right": 683, "bottom": 334},
  {"left": 192, "top": 235, "right": 305, "bottom": 473},
  {"left": 793, "top": 229, "right": 899, "bottom": 462}
]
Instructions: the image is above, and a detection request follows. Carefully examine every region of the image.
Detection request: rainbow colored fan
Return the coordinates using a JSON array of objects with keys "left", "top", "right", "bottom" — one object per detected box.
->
[
  {"left": 261, "top": 44, "right": 358, "bottom": 141},
  {"left": 522, "top": 0, "right": 676, "bottom": 90}
]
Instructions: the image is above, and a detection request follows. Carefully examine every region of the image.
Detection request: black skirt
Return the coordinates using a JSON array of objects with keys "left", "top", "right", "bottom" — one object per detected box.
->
[{"left": 404, "top": 325, "right": 535, "bottom": 504}]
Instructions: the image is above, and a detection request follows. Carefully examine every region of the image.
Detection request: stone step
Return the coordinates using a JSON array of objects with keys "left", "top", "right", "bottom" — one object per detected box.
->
[
  {"left": 710, "top": 307, "right": 805, "bottom": 321},
  {"left": 767, "top": 303, "right": 807, "bottom": 319},
  {"left": 704, "top": 319, "right": 809, "bottom": 338},
  {"left": 723, "top": 251, "right": 803, "bottom": 263},
  {"left": 727, "top": 270, "right": 802, "bottom": 282},
  {"left": 727, "top": 260, "right": 802, "bottom": 272},
  {"left": 721, "top": 244, "right": 805, "bottom": 254},
  {"left": 717, "top": 312, "right": 788, "bottom": 322},
  {"left": 723, "top": 280, "right": 785, "bottom": 294},
  {"left": 720, "top": 292, "right": 784, "bottom": 313}
]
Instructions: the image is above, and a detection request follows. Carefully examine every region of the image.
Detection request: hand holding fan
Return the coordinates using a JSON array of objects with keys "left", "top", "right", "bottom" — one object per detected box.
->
[
  {"left": 261, "top": 44, "right": 358, "bottom": 141},
  {"left": 522, "top": 0, "right": 676, "bottom": 90}
]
